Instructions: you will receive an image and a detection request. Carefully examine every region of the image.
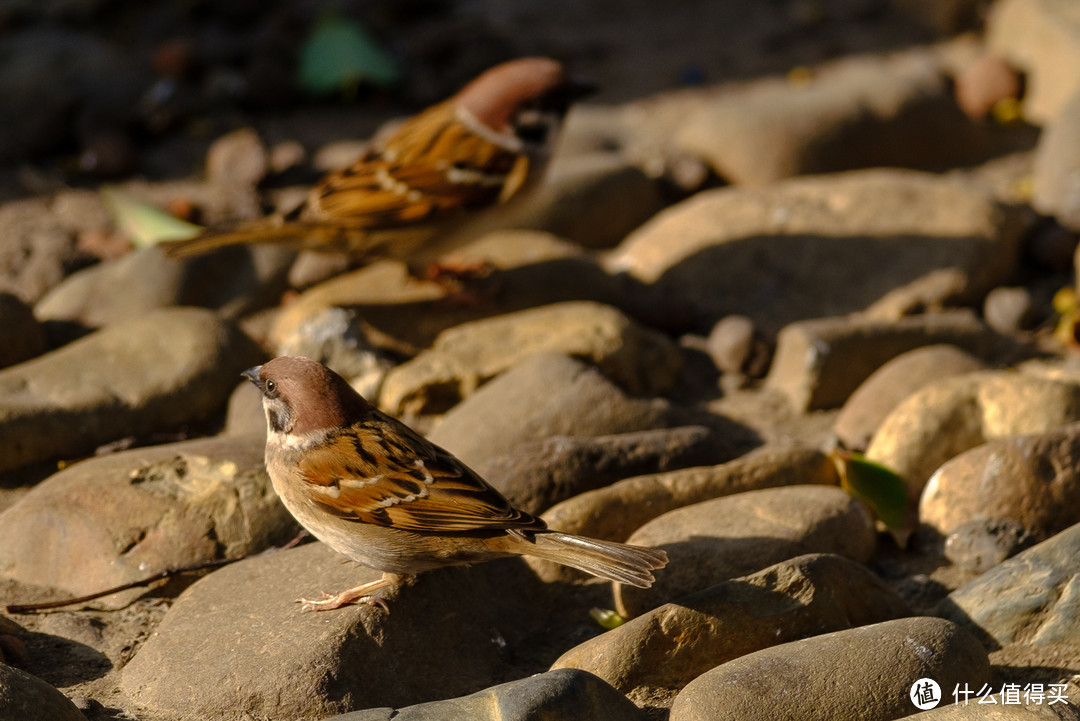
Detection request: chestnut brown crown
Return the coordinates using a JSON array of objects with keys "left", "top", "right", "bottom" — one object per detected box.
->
[{"left": 244, "top": 356, "right": 372, "bottom": 436}]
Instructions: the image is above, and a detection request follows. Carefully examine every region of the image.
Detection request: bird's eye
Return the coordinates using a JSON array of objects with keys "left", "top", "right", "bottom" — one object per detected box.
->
[{"left": 264, "top": 379, "right": 278, "bottom": 397}]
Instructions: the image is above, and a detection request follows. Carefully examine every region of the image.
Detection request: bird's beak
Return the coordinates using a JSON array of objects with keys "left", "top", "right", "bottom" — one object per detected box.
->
[{"left": 242, "top": 366, "right": 262, "bottom": 386}]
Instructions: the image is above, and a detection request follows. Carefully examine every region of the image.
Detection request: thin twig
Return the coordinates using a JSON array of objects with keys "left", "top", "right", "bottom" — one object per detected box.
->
[
  {"left": 5, "top": 557, "right": 239, "bottom": 614},
  {"left": 4, "top": 531, "right": 310, "bottom": 614}
]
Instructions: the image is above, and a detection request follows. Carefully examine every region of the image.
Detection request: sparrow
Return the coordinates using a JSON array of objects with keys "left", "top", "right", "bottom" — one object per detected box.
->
[
  {"left": 161, "top": 57, "right": 591, "bottom": 266},
  {"left": 244, "top": 356, "right": 668, "bottom": 611}
]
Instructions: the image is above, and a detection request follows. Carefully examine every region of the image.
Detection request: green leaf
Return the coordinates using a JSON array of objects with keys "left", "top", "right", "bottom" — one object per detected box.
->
[
  {"left": 589, "top": 607, "right": 626, "bottom": 630},
  {"left": 299, "top": 15, "right": 401, "bottom": 96},
  {"left": 831, "top": 449, "right": 914, "bottom": 546},
  {"left": 101, "top": 187, "right": 203, "bottom": 248}
]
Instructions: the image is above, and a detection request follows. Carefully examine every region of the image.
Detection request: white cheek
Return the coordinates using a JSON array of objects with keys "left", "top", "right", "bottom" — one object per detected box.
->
[{"left": 268, "top": 428, "right": 326, "bottom": 451}]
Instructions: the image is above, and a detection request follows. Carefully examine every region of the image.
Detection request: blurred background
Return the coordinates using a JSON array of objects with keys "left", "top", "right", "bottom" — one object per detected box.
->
[{"left": 0, "top": 0, "right": 972, "bottom": 199}]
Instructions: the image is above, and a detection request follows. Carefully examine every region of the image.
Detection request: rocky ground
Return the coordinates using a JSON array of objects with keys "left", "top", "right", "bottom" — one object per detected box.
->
[{"left": 4, "top": 0, "right": 1080, "bottom": 719}]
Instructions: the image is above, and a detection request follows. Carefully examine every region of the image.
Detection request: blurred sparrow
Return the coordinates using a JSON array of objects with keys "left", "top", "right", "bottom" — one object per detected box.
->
[
  {"left": 161, "top": 57, "right": 591, "bottom": 267},
  {"left": 244, "top": 356, "right": 667, "bottom": 611}
]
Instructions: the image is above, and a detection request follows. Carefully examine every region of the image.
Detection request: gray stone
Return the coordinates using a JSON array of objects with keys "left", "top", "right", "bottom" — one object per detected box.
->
[
  {"left": 614, "top": 485, "right": 877, "bottom": 617},
  {"left": 323, "top": 669, "right": 646, "bottom": 721},
  {"left": 0, "top": 663, "right": 86, "bottom": 721},
  {"left": 534, "top": 444, "right": 839, "bottom": 578},
  {"left": 270, "top": 232, "right": 627, "bottom": 355},
  {"left": 0, "top": 434, "right": 296, "bottom": 605},
  {"left": 921, "top": 423, "right": 1080, "bottom": 541},
  {"left": 502, "top": 152, "right": 666, "bottom": 249},
  {"left": 35, "top": 244, "right": 295, "bottom": 327},
  {"left": 672, "top": 49, "right": 1010, "bottom": 186},
  {"left": 273, "top": 306, "right": 394, "bottom": 400},
  {"left": 867, "top": 370, "right": 1080, "bottom": 500},
  {"left": 380, "top": 302, "right": 683, "bottom": 416},
  {"left": 834, "top": 344, "right": 987, "bottom": 451},
  {"left": 605, "top": 170, "right": 1028, "bottom": 336},
  {"left": 552, "top": 554, "right": 910, "bottom": 693},
  {"left": 0, "top": 197, "right": 93, "bottom": 305},
  {"left": 945, "top": 518, "right": 1037, "bottom": 573},
  {"left": 0, "top": 307, "right": 264, "bottom": 473},
  {"left": 897, "top": 695, "right": 1080, "bottom": 719},
  {"left": 984, "top": 286, "right": 1037, "bottom": 333},
  {"left": 120, "top": 542, "right": 554, "bottom": 720},
  {"left": 669, "top": 617, "right": 990, "bottom": 721},
  {"left": 476, "top": 426, "right": 736, "bottom": 515},
  {"left": 766, "top": 311, "right": 999, "bottom": 412},
  {"left": 1032, "top": 88, "right": 1080, "bottom": 231},
  {"left": 939, "top": 522, "right": 1080, "bottom": 647},
  {"left": 427, "top": 353, "right": 673, "bottom": 470},
  {"left": 987, "top": 0, "right": 1080, "bottom": 124}
]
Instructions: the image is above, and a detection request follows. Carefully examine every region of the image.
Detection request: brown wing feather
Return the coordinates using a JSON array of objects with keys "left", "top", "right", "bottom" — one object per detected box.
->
[
  {"left": 296, "top": 416, "right": 544, "bottom": 534},
  {"left": 303, "top": 101, "right": 525, "bottom": 226}
]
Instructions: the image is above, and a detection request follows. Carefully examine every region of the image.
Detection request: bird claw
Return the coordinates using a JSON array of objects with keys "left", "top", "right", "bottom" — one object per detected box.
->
[{"left": 296, "top": 592, "right": 390, "bottom": 613}]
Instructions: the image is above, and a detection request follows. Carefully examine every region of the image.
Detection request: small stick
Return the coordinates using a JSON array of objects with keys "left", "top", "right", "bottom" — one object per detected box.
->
[
  {"left": 4, "top": 557, "right": 239, "bottom": 614},
  {"left": 4, "top": 532, "right": 310, "bottom": 614}
]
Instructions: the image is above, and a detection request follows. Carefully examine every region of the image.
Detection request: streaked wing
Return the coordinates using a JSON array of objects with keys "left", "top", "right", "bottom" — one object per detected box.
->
[
  {"left": 296, "top": 416, "right": 544, "bottom": 534},
  {"left": 304, "top": 101, "right": 527, "bottom": 227}
]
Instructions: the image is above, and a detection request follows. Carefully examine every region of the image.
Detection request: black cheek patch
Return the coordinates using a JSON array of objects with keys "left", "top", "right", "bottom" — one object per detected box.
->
[{"left": 267, "top": 404, "right": 293, "bottom": 433}]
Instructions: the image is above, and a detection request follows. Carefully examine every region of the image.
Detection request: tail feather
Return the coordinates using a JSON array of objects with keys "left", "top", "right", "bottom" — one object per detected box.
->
[
  {"left": 159, "top": 220, "right": 360, "bottom": 259},
  {"left": 526, "top": 532, "right": 667, "bottom": 588}
]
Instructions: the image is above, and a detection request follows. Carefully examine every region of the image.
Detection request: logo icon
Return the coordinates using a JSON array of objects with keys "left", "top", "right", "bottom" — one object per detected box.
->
[{"left": 911, "top": 678, "right": 942, "bottom": 710}]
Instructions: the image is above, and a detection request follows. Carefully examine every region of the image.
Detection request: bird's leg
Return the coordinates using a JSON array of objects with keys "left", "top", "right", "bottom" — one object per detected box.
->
[{"left": 297, "top": 572, "right": 401, "bottom": 612}]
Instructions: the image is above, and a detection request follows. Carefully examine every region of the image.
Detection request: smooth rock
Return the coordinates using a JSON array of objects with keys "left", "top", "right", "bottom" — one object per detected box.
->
[
  {"left": 477, "top": 426, "right": 736, "bottom": 515},
  {"left": 224, "top": 379, "right": 266, "bottom": 437},
  {"left": 0, "top": 663, "right": 86, "bottom": 721},
  {"left": 0, "top": 434, "right": 295, "bottom": 605},
  {"left": 270, "top": 231, "right": 627, "bottom": 354},
  {"left": 1032, "top": 88, "right": 1080, "bottom": 231},
  {"left": 205, "top": 127, "right": 269, "bottom": 190},
  {"left": 0, "top": 307, "right": 264, "bottom": 473},
  {"left": 120, "top": 542, "right": 553, "bottom": 720},
  {"left": 35, "top": 244, "right": 296, "bottom": 327},
  {"left": 834, "top": 344, "right": 987, "bottom": 450},
  {"left": 945, "top": 518, "right": 1037, "bottom": 573},
  {"left": 552, "top": 554, "right": 910, "bottom": 693},
  {"left": 427, "top": 353, "right": 673, "bottom": 470},
  {"left": 673, "top": 49, "right": 1012, "bottom": 186},
  {"left": 866, "top": 370, "right": 1080, "bottom": 500},
  {"left": 273, "top": 306, "right": 394, "bottom": 400},
  {"left": 0, "top": 292, "right": 46, "bottom": 369},
  {"left": 897, "top": 695, "right": 1079, "bottom": 719},
  {"left": 323, "top": 669, "right": 646, "bottom": 721},
  {"left": 703, "top": 317, "right": 752, "bottom": 373},
  {"left": 984, "top": 286, "right": 1038, "bottom": 334},
  {"left": 939, "top": 522, "right": 1080, "bottom": 647},
  {"left": 921, "top": 423, "right": 1080, "bottom": 541},
  {"left": 605, "top": 170, "right": 1028, "bottom": 336},
  {"left": 537, "top": 443, "right": 838, "bottom": 553},
  {"left": 987, "top": 0, "right": 1080, "bottom": 124},
  {"left": 379, "top": 302, "right": 683, "bottom": 415},
  {"left": 669, "top": 617, "right": 990, "bottom": 721},
  {"left": 614, "top": 485, "right": 877, "bottom": 617},
  {"left": 502, "top": 152, "right": 665, "bottom": 249},
  {"left": 766, "top": 311, "right": 999, "bottom": 412},
  {"left": 0, "top": 196, "right": 95, "bottom": 305}
]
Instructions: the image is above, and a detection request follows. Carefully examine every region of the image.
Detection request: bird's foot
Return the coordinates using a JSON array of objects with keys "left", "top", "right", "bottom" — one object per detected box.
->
[{"left": 296, "top": 574, "right": 398, "bottom": 612}]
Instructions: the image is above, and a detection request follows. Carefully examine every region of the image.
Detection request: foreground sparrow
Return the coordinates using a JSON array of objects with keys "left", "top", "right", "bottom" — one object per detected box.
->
[
  {"left": 244, "top": 356, "right": 668, "bottom": 611},
  {"left": 162, "top": 57, "right": 589, "bottom": 264}
]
